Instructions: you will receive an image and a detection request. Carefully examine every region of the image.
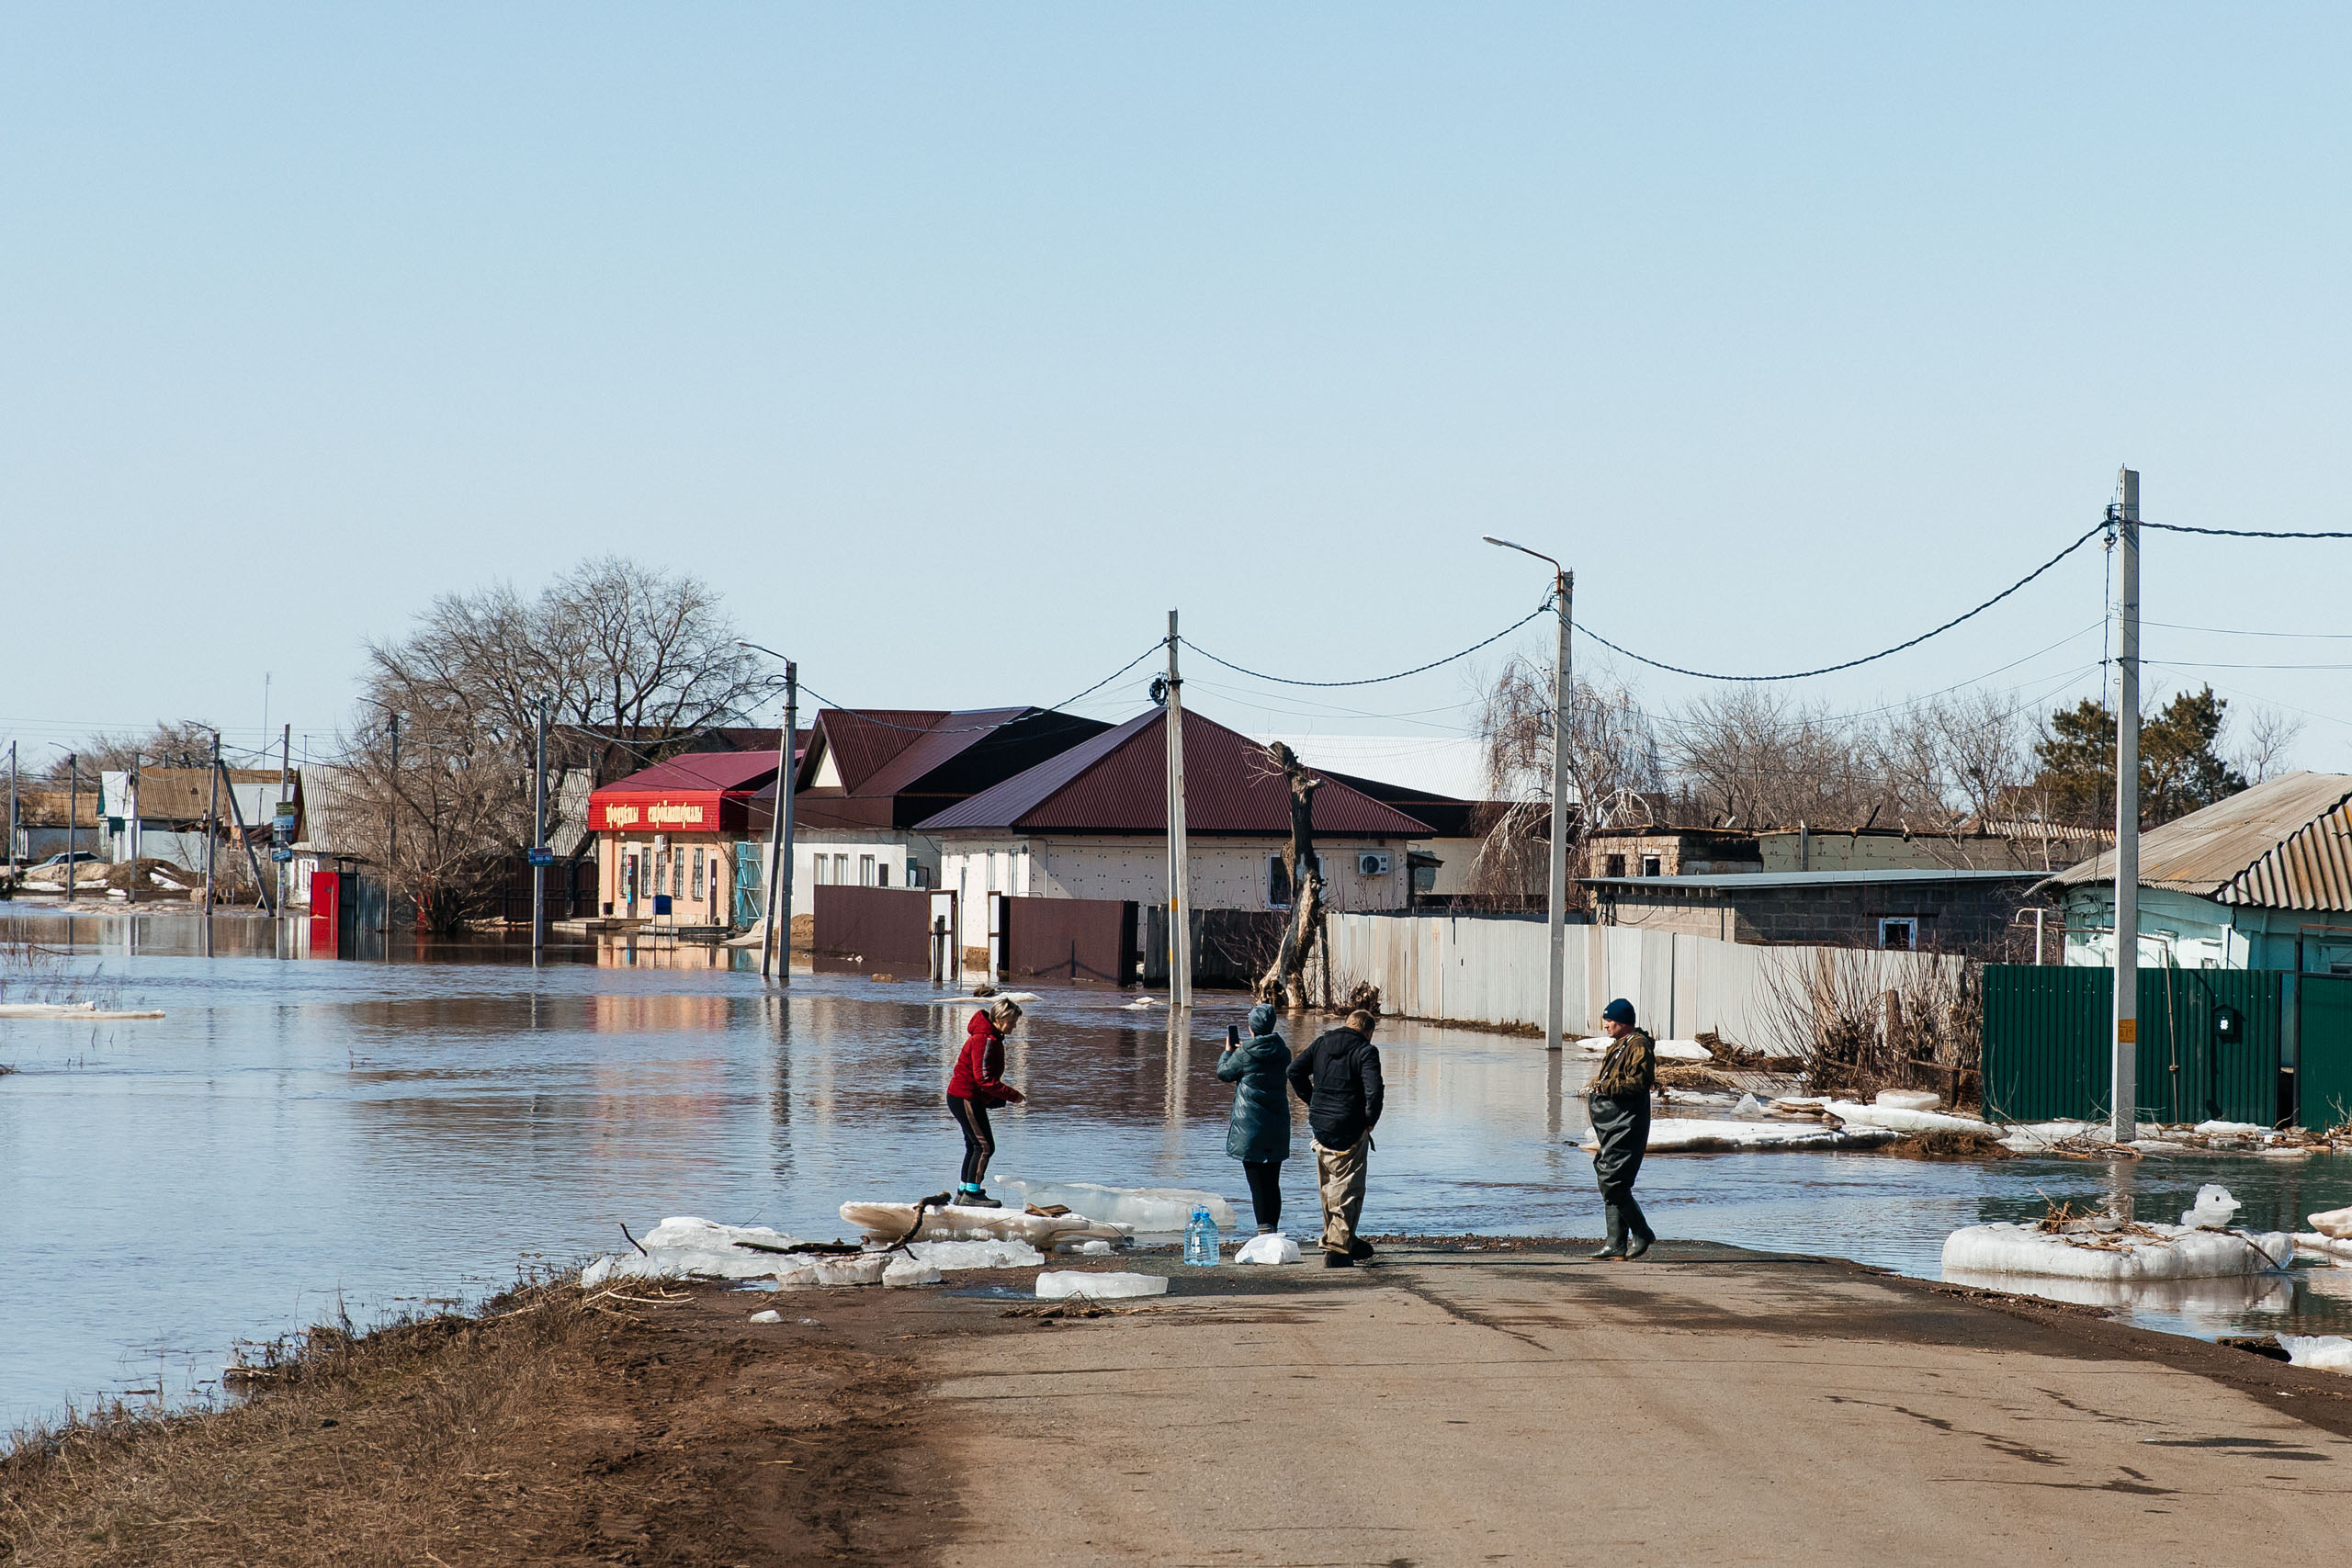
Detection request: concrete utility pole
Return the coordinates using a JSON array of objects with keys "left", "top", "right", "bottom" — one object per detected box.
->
[
  {"left": 735, "top": 641, "right": 800, "bottom": 985},
  {"left": 1163, "top": 611, "right": 1193, "bottom": 1008},
  {"left": 65, "top": 753, "right": 78, "bottom": 904},
  {"left": 6, "top": 741, "right": 17, "bottom": 873},
  {"left": 384, "top": 713, "right": 399, "bottom": 938},
  {"left": 2111, "top": 468, "right": 2142, "bottom": 1147},
  {"left": 531, "top": 697, "right": 548, "bottom": 964},
  {"left": 203, "top": 734, "right": 220, "bottom": 922},
  {"left": 1486, "top": 537, "right": 1574, "bottom": 1049},
  {"left": 277, "top": 724, "right": 291, "bottom": 925}
]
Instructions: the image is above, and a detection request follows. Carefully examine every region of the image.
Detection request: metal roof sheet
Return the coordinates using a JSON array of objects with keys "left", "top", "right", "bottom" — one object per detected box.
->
[
  {"left": 1583, "top": 868, "right": 2043, "bottom": 891},
  {"left": 916, "top": 708, "right": 1435, "bottom": 837},
  {"left": 852, "top": 708, "right": 1032, "bottom": 798},
  {"left": 2050, "top": 772, "right": 2352, "bottom": 906},
  {"left": 594, "top": 750, "right": 779, "bottom": 796}
]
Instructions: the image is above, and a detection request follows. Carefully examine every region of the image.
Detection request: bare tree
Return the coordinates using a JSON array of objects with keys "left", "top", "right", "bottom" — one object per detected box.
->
[
  {"left": 1472, "top": 658, "right": 1661, "bottom": 905},
  {"left": 1255, "top": 743, "right": 1327, "bottom": 1008},
  {"left": 38, "top": 721, "right": 220, "bottom": 783},
  {"left": 345, "top": 555, "right": 763, "bottom": 930},
  {"left": 2235, "top": 704, "right": 2305, "bottom": 784}
]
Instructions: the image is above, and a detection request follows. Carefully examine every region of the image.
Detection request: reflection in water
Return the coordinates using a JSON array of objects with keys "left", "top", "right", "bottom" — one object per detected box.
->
[{"left": 6, "top": 909, "right": 2352, "bottom": 1430}]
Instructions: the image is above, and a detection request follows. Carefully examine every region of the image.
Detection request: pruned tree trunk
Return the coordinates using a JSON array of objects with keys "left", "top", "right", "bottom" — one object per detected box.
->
[{"left": 1255, "top": 743, "right": 1325, "bottom": 1008}]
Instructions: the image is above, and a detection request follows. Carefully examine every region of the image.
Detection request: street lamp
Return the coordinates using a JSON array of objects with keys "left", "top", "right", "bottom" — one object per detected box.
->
[
  {"left": 1484, "top": 536, "right": 1574, "bottom": 1052},
  {"left": 735, "top": 639, "right": 798, "bottom": 985}
]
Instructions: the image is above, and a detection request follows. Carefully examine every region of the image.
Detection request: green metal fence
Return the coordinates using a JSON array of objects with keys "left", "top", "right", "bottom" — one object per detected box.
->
[
  {"left": 1983, "top": 965, "right": 2282, "bottom": 1126},
  {"left": 2300, "top": 974, "right": 2352, "bottom": 1131}
]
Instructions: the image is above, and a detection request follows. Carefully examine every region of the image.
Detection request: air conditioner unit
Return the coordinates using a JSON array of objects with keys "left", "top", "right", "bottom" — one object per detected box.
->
[{"left": 1358, "top": 852, "right": 1391, "bottom": 876}]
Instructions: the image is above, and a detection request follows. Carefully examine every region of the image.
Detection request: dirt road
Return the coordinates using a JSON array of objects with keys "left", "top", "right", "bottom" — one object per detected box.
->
[
  {"left": 921, "top": 1243, "right": 2352, "bottom": 1567},
  {"left": 15, "top": 1242, "right": 2352, "bottom": 1565}
]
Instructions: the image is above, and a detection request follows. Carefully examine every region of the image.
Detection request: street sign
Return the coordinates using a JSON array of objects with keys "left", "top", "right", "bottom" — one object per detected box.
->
[
  {"left": 526, "top": 846, "right": 555, "bottom": 867},
  {"left": 271, "top": 847, "right": 294, "bottom": 863}
]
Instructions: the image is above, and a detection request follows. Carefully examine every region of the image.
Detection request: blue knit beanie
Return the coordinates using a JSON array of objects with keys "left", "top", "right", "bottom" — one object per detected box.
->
[
  {"left": 1248, "top": 1002, "right": 1278, "bottom": 1036},
  {"left": 1602, "top": 998, "right": 1636, "bottom": 1027}
]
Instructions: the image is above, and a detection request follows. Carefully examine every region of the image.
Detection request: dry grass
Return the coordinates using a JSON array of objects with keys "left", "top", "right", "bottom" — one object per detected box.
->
[
  {"left": 1883, "top": 1129, "right": 2011, "bottom": 1160},
  {"left": 0, "top": 1280, "right": 622, "bottom": 1566}
]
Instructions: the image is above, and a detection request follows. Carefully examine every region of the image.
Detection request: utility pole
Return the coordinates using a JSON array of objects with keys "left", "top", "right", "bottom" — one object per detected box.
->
[
  {"left": 761, "top": 664, "right": 797, "bottom": 983},
  {"left": 532, "top": 698, "right": 548, "bottom": 964},
  {"left": 277, "top": 724, "right": 291, "bottom": 926},
  {"left": 1485, "top": 537, "right": 1574, "bottom": 1048},
  {"left": 65, "top": 754, "right": 78, "bottom": 904},
  {"left": 2111, "top": 468, "right": 2141, "bottom": 1149},
  {"left": 218, "top": 753, "right": 274, "bottom": 912},
  {"left": 1164, "top": 611, "right": 1193, "bottom": 1008},
  {"left": 6, "top": 741, "right": 17, "bottom": 874},
  {"left": 384, "top": 714, "right": 399, "bottom": 938},
  {"left": 203, "top": 733, "right": 220, "bottom": 922}
]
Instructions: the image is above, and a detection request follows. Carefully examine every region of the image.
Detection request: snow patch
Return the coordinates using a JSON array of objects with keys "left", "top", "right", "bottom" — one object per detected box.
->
[{"left": 1036, "top": 1270, "right": 1169, "bottom": 1301}]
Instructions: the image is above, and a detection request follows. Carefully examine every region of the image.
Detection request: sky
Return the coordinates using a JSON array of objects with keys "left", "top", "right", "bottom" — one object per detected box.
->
[{"left": 6, "top": 4, "right": 2352, "bottom": 777}]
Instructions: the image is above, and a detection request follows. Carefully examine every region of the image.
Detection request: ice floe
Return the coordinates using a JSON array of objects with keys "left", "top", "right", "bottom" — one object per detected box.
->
[{"left": 1035, "top": 1269, "right": 1168, "bottom": 1300}]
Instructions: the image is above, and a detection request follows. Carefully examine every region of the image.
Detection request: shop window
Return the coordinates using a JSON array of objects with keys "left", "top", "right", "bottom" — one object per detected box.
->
[{"left": 692, "top": 848, "right": 705, "bottom": 900}]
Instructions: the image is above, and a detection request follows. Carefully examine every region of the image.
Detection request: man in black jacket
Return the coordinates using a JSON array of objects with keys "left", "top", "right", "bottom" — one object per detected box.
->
[{"left": 1288, "top": 1008, "right": 1385, "bottom": 1269}]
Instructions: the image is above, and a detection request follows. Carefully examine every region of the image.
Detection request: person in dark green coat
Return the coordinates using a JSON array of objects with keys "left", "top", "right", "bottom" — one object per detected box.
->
[
  {"left": 1217, "top": 1002, "right": 1293, "bottom": 1234},
  {"left": 1588, "top": 996, "right": 1657, "bottom": 1261}
]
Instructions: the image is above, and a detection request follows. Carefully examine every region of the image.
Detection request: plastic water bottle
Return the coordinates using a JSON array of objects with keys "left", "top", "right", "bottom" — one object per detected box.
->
[{"left": 1183, "top": 1205, "right": 1219, "bottom": 1266}]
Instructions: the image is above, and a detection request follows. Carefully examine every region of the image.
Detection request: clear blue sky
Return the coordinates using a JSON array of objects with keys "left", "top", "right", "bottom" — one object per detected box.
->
[{"left": 7, "top": 5, "right": 2350, "bottom": 770}]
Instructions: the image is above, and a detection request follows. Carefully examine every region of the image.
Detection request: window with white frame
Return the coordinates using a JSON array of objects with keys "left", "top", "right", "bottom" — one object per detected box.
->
[
  {"left": 1877, "top": 917, "right": 1918, "bottom": 951},
  {"left": 860, "top": 854, "right": 876, "bottom": 886}
]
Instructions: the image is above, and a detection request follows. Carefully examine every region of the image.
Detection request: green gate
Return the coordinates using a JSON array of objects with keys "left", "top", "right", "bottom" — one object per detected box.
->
[
  {"left": 1983, "top": 965, "right": 2282, "bottom": 1126},
  {"left": 2299, "top": 974, "right": 2352, "bottom": 1132}
]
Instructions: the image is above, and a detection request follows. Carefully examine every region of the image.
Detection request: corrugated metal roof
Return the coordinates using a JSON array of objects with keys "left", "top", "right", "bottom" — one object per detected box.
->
[
  {"left": 917, "top": 708, "right": 1435, "bottom": 837},
  {"left": 595, "top": 751, "right": 779, "bottom": 796},
  {"left": 96, "top": 769, "right": 291, "bottom": 824},
  {"left": 1582, "top": 868, "right": 2043, "bottom": 891},
  {"left": 2050, "top": 771, "right": 2352, "bottom": 907},
  {"left": 852, "top": 708, "right": 1030, "bottom": 798},
  {"left": 809, "top": 711, "right": 952, "bottom": 794}
]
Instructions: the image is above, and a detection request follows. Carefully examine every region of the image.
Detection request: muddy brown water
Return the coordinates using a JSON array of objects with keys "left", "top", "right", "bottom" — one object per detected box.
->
[{"left": 6, "top": 908, "right": 2351, "bottom": 1429}]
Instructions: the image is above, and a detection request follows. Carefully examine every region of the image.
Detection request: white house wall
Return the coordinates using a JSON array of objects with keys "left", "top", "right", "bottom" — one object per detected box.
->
[{"left": 935, "top": 834, "right": 1412, "bottom": 956}]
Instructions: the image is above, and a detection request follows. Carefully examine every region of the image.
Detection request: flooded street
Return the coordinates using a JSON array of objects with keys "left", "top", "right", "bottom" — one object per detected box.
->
[{"left": 6, "top": 911, "right": 2352, "bottom": 1429}]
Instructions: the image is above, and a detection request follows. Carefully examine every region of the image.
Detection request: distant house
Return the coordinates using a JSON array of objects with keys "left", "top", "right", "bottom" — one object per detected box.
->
[
  {"left": 1585, "top": 826, "right": 1762, "bottom": 880},
  {"left": 756, "top": 706, "right": 1112, "bottom": 895},
  {"left": 1582, "top": 866, "right": 2043, "bottom": 955},
  {"left": 590, "top": 751, "right": 781, "bottom": 929},
  {"left": 2044, "top": 772, "right": 2352, "bottom": 972},
  {"left": 11, "top": 788, "right": 104, "bottom": 863},
  {"left": 98, "top": 769, "right": 302, "bottom": 869},
  {"left": 916, "top": 706, "right": 1434, "bottom": 961}
]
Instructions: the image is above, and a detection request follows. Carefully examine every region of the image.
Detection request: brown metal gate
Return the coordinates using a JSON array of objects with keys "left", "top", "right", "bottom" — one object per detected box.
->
[
  {"left": 1000, "top": 896, "right": 1138, "bottom": 985},
  {"left": 811, "top": 886, "right": 933, "bottom": 976}
]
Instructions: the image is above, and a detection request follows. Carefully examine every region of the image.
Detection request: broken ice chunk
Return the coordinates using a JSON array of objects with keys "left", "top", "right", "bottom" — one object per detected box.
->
[
  {"left": 749, "top": 1309, "right": 782, "bottom": 1324},
  {"left": 1035, "top": 1270, "right": 1169, "bottom": 1301}
]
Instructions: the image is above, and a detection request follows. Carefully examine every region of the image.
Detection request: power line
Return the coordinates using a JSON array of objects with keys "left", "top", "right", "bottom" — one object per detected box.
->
[
  {"left": 2141, "top": 522, "right": 2352, "bottom": 540},
  {"left": 782, "top": 640, "right": 1167, "bottom": 736},
  {"left": 1179, "top": 600, "right": 1554, "bottom": 688},
  {"left": 1575, "top": 521, "right": 2109, "bottom": 682},
  {"left": 2144, "top": 618, "right": 2352, "bottom": 641}
]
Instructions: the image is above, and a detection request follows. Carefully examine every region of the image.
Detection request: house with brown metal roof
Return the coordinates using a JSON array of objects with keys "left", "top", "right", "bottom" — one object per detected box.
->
[
  {"left": 2044, "top": 772, "right": 2352, "bottom": 972},
  {"left": 915, "top": 706, "right": 1434, "bottom": 958},
  {"left": 754, "top": 706, "right": 1113, "bottom": 898}
]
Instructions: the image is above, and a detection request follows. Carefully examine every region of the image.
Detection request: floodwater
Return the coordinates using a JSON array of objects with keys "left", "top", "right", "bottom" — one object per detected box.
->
[{"left": 6, "top": 909, "right": 2352, "bottom": 1430}]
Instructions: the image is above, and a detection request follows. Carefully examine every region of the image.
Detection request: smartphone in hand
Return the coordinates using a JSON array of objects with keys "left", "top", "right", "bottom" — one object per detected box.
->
[{"left": 1227, "top": 1023, "right": 1240, "bottom": 1045}]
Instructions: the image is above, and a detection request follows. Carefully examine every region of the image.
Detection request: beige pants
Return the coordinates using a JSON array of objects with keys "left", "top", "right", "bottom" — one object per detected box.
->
[{"left": 1312, "top": 1136, "right": 1369, "bottom": 1255}]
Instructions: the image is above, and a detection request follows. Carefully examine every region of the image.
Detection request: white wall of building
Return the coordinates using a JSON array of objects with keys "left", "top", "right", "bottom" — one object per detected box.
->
[{"left": 935, "top": 833, "right": 1410, "bottom": 954}]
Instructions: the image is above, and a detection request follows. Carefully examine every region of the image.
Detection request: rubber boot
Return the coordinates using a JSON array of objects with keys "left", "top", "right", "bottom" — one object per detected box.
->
[{"left": 1589, "top": 1202, "right": 1627, "bottom": 1260}]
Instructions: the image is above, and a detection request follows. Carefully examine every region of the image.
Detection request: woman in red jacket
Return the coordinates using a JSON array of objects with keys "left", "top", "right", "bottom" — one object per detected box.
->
[{"left": 948, "top": 999, "right": 1024, "bottom": 1206}]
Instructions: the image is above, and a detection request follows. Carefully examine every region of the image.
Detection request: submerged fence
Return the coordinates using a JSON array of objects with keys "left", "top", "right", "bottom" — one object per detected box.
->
[{"left": 1321, "top": 910, "right": 1965, "bottom": 1053}]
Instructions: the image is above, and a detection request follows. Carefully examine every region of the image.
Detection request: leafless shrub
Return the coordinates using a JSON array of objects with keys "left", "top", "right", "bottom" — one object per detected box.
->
[{"left": 1759, "top": 947, "right": 1983, "bottom": 1105}]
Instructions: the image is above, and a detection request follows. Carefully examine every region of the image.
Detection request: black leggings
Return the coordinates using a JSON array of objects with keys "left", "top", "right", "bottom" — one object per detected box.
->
[
  {"left": 1241, "top": 1159, "right": 1283, "bottom": 1229},
  {"left": 947, "top": 1094, "right": 994, "bottom": 1187}
]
